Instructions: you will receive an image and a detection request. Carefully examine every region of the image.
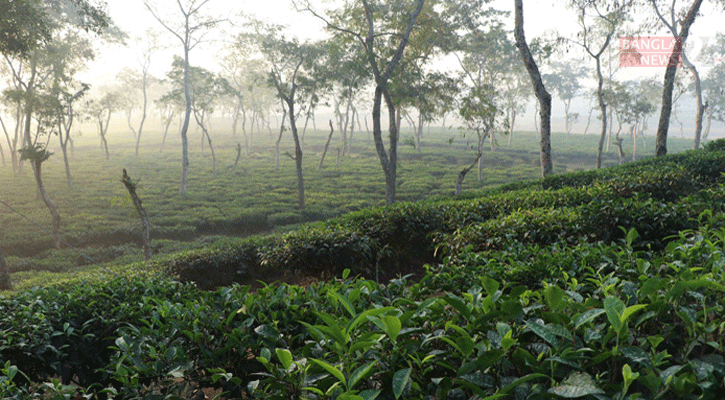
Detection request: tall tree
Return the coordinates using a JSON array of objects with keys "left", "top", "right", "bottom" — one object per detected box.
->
[
  {"left": 648, "top": 0, "right": 705, "bottom": 156},
  {"left": 2, "top": 0, "right": 111, "bottom": 252},
  {"left": 241, "top": 24, "right": 325, "bottom": 210},
  {"left": 700, "top": 34, "right": 725, "bottom": 143},
  {"left": 543, "top": 61, "right": 587, "bottom": 136},
  {"left": 162, "top": 56, "right": 230, "bottom": 174},
  {"left": 567, "top": 0, "right": 629, "bottom": 169},
  {"left": 86, "top": 89, "right": 124, "bottom": 160},
  {"left": 298, "top": 0, "right": 426, "bottom": 204},
  {"left": 514, "top": 0, "right": 553, "bottom": 177},
  {"left": 145, "top": 0, "right": 224, "bottom": 195}
]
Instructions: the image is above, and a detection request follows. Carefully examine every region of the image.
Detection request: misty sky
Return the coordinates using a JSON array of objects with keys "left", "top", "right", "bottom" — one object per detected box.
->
[{"left": 79, "top": 0, "right": 725, "bottom": 137}]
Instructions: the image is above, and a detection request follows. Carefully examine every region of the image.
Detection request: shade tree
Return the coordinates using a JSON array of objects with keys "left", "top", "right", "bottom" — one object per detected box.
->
[
  {"left": 645, "top": 0, "right": 706, "bottom": 156},
  {"left": 239, "top": 23, "right": 327, "bottom": 210},
  {"left": 699, "top": 33, "right": 725, "bottom": 144},
  {"left": 566, "top": 0, "right": 630, "bottom": 169},
  {"left": 543, "top": 61, "right": 588, "bottom": 136},
  {"left": 514, "top": 0, "right": 553, "bottom": 177},
  {"left": 144, "top": 0, "right": 225, "bottom": 195}
]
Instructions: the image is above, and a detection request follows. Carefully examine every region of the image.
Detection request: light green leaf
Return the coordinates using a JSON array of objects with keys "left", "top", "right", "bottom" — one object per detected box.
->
[
  {"left": 381, "top": 315, "right": 402, "bottom": 342},
  {"left": 392, "top": 368, "right": 412, "bottom": 399},
  {"left": 604, "top": 296, "right": 625, "bottom": 333},
  {"left": 275, "top": 348, "right": 293, "bottom": 371},
  {"left": 549, "top": 371, "right": 605, "bottom": 398},
  {"left": 481, "top": 276, "right": 500, "bottom": 296},
  {"left": 574, "top": 308, "right": 605, "bottom": 329},
  {"left": 310, "top": 358, "right": 346, "bottom": 386},
  {"left": 621, "top": 304, "right": 648, "bottom": 325},
  {"left": 525, "top": 320, "right": 558, "bottom": 347},
  {"left": 328, "top": 290, "right": 356, "bottom": 318},
  {"left": 349, "top": 361, "right": 376, "bottom": 390}
]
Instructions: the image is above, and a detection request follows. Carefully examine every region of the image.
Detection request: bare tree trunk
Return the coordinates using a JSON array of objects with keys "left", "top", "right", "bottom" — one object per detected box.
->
[
  {"left": 456, "top": 151, "right": 482, "bottom": 196},
  {"left": 194, "top": 112, "right": 216, "bottom": 175},
  {"left": 275, "top": 106, "right": 287, "bottom": 172},
  {"left": 179, "top": 45, "right": 192, "bottom": 195},
  {"left": 234, "top": 143, "right": 242, "bottom": 169},
  {"left": 159, "top": 112, "right": 174, "bottom": 153},
  {"left": 33, "top": 157, "right": 61, "bottom": 249},
  {"left": 135, "top": 81, "right": 148, "bottom": 157},
  {"left": 654, "top": 0, "right": 704, "bottom": 156},
  {"left": 319, "top": 120, "right": 335, "bottom": 170},
  {"left": 595, "top": 57, "right": 608, "bottom": 169},
  {"left": 286, "top": 96, "right": 305, "bottom": 210},
  {"left": 682, "top": 54, "right": 706, "bottom": 150},
  {"left": 514, "top": 0, "right": 553, "bottom": 177},
  {"left": 121, "top": 169, "right": 151, "bottom": 260},
  {"left": 0, "top": 247, "right": 10, "bottom": 291},
  {"left": 614, "top": 134, "right": 625, "bottom": 165}
]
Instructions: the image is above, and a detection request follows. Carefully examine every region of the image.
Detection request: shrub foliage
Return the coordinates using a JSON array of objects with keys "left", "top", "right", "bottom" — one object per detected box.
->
[{"left": 3, "top": 149, "right": 725, "bottom": 398}]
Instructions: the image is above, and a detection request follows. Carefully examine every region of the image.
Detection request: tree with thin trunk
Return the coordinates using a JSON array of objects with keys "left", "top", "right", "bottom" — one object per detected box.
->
[
  {"left": 145, "top": 0, "right": 224, "bottom": 195},
  {"left": 121, "top": 169, "right": 152, "bottom": 260},
  {"left": 567, "top": 0, "right": 629, "bottom": 169},
  {"left": 543, "top": 61, "right": 587, "bottom": 136},
  {"left": 86, "top": 89, "right": 123, "bottom": 160},
  {"left": 700, "top": 35, "right": 725, "bottom": 144},
  {"left": 514, "top": 0, "right": 552, "bottom": 177},
  {"left": 649, "top": 0, "right": 704, "bottom": 156},
  {"left": 298, "top": 0, "right": 427, "bottom": 204}
]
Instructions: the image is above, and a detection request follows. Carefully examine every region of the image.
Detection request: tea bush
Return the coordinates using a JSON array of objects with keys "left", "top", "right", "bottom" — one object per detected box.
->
[{"left": 5, "top": 148, "right": 725, "bottom": 398}]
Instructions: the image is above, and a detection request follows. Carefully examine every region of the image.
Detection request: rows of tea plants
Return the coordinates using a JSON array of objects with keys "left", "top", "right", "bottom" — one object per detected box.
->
[
  {"left": 3, "top": 145, "right": 725, "bottom": 399},
  {"left": 0, "top": 129, "right": 691, "bottom": 277},
  {"left": 3, "top": 220, "right": 725, "bottom": 399}
]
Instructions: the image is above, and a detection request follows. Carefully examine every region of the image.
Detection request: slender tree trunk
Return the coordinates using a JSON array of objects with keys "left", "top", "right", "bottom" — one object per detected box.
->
[
  {"left": 135, "top": 79, "right": 148, "bottom": 157},
  {"left": 286, "top": 96, "right": 305, "bottom": 210},
  {"left": 456, "top": 151, "right": 482, "bottom": 196},
  {"left": 655, "top": 0, "right": 704, "bottom": 156},
  {"left": 180, "top": 45, "right": 192, "bottom": 194},
  {"left": 194, "top": 113, "right": 216, "bottom": 174},
  {"left": 33, "top": 158, "right": 61, "bottom": 249},
  {"left": 275, "top": 106, "right": 287, "bottom": 172},
  {"left": 121, "top": 169, "right": 151, "bottom": 260},
  {"left": 514, "top": 0, "right": 553, "bottom": 177},
  {"left": 682, "top": 54, "right": 706, "bottom": 149},
  {"left": 0, "top": 114, "right": 18, "bottom": 174},
  {"left": 595, "top": 57, "right": 607, "bottom": 169},
  {"left": 59, "top": 125, "right": 72, "bottom": 188},
  {"left": 319, "top": 119, "right": 335, "bottom": 170},
  {"left": 234, "top": 143, "right": 242, "bottom": 168},
  {"left": 0, "top": 247, "right": 10, "bottom": 290}
]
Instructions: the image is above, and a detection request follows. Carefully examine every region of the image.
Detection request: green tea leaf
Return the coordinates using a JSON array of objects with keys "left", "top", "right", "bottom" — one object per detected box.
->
[
  {"left": 574, "top": 308, "right": 605, "bottom": 329},
  {"left": 349, "top": 361, "right": 376, "bottom": 390},
  {"left": 310, "top": 358, "right": 346, "bottom": 386},
  {"left": 621, "top": 304, "right": 648, "bottom": 325},
  {"left": 381, "top": 315, "right": 402, "bottom": 342},
  {"left": 275, "top": 348, "right": 293, "bottom": 371},
  {"left": 604, "top": 296, "right": 625, "bottom": 333},
  {"left": 549, "top": 371, "right": 605, "bottom": 398},
  {"left": 392, "top": 368, "right": 411, "bottom": 399},
  {"left": 525, "top": 320, "right": 559, "bottom": 347},
  {"left": 481, "top": 276, "right": 500, "bottom": 296},
  {"left": 359, "top": 389, "right": 382, "bottom": 400},
  {"left": 544, "top": 285, "right": 566, "bottom": 311}
]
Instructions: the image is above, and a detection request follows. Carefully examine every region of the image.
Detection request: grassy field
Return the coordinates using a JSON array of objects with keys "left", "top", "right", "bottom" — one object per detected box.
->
[{"left": 0, "top": 123, "right": 695, "bottom": 289}]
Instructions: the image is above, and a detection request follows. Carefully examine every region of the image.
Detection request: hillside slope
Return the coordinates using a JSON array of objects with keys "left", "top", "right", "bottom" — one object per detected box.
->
[{"left": 3, "top": 145, "right": 725, "bottom": 399}]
